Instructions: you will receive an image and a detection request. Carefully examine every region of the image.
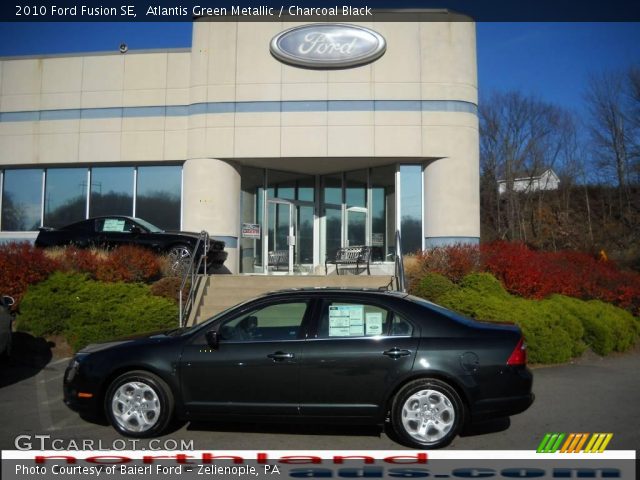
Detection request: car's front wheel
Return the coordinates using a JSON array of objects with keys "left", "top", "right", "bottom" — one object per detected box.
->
[
  {"left": 391, "top": 378, "right": 464, "bottom": 449},
  {"left": 105, "top": 371, "right": 174, "bottom": 438}
]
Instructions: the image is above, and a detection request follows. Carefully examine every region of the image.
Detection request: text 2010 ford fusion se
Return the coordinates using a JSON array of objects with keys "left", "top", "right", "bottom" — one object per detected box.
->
[{"left": 63, "top": 289, "right": 533, "bottom": 448}]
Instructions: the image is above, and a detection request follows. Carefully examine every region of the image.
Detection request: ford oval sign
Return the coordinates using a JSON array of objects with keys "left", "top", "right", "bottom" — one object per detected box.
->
[{"left": 270, "top": 24, "right": 386, "bottom": 69}]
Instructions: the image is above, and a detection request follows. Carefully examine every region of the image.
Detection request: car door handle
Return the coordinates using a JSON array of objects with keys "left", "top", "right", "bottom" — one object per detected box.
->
[
  {"left": 267, "top": 351, "right": 294, "bottom": 361},
  {"left": 383, "top": 348, "right": 412, "bottom": 359}
]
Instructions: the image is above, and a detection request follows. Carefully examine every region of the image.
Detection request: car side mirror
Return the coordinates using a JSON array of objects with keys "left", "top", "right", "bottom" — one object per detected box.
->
[
  {"left": 1, "top": 296, "right": 14, "bottom": 307},
  {"left": 130, "top": 226, "right": 142, "bottom": 235},
  {"left": 205, "top": 330, "right": 219, "bottom": 349}
]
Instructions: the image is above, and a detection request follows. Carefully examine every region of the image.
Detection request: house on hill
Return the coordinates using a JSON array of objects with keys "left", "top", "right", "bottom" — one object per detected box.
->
[{"left": 498, "top": 169, "right": 560, "bottom": 195}]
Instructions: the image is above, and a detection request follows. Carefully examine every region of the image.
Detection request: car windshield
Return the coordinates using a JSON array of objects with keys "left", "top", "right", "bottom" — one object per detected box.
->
[{"left": 133, "top": 218, "right": 164, "bottom": 233}]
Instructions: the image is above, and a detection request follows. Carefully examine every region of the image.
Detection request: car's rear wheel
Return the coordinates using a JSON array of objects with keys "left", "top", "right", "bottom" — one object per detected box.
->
[
  {"left": 105, "top": 371, "right": 174, "bottom": 438},
  {"left": 391, "top": 378, "right": 464, "bottom": 449},
  {"left": 167, "top": 244, "right": 193, "bottom": 274}
]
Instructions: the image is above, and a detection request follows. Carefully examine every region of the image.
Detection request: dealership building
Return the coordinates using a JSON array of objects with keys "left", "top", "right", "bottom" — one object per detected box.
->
[{"left": 0, "top": 13, "right": 479, "bottom": 274}]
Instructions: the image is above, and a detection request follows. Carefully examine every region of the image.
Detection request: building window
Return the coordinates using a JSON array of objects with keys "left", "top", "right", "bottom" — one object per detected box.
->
[
  {"left": 136, "top": 166, "right": 182, "bottom": 231},
  {"left": 240, "top": 166, "right": 265, "bottom": 273},
  {"left": 1, "top": 169, "right": 42, "bottom": 231},
  {"left": 370, "top": 165, "right": 396, "bottom": 261},
  {"left": 0, "top": 164, "right": 182, "bottom": 232},
  {"left": 399, "top": 165, "right": 423, "bottom": 254},
  {"left": 321, "top": 173, "right": 343, "bottom": 260},
  {"left": 90, "top": 167, "right": 134, "bottom": 217},
  {"left": 44, "top": 168, "right": 86, "bottom": 228},
  {"left": 345, "top": 169, "right": 367, "bottom": 247}
]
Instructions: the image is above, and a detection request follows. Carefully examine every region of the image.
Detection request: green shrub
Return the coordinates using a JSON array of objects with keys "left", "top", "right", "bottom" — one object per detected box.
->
[
  {"left": 539, "top": 296, "right": 586, "bottom": 357},
  {"left": 459, "top": 273, "right": 510, "bottom": 298},
  {"left": 414, "top": 271, "right": 637, "bottom": 364},
  {"left": 17, "top": 272, "right": 178, "bottom": 351},
  {"left": 438, "top": 274, "right": 515, "bottom": 323},
  {"left": 410, "top": 272, "right": 458, "bottom": 303},
  {"left": 16, "top": 272, "right": 88, "bottom": 337},
  {"left": 548, "top": 295, "right": 638, "bottom": 355},
  {"left": 517, "top": 314, "right": 574, "bottom": 364}
]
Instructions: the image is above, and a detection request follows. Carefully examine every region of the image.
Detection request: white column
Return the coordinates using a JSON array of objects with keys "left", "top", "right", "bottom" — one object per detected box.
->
[
  {"left": 182, "top": 158, "right": 241, "bottom": 273},
  {"left": 423, "top": 127, "right": 480, "bottom": 247}
]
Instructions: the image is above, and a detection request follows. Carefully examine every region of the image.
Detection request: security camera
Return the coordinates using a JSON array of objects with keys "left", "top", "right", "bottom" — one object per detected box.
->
[{"left": 119, "top": 43, "right": 128, "bottom": 54}]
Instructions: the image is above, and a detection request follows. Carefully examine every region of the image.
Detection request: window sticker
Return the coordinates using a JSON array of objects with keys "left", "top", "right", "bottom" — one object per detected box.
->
[
  {"left": 365, "top": 312, "right": 383, "bottom": 336},
  {"left": 102, "top": 219, "right": 126, "bottom": 232},
  {"left": 329, "top": 305, "right": 364, "bottom": 337}
]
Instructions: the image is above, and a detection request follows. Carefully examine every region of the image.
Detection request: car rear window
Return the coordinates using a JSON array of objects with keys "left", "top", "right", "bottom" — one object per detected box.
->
[{"left": 317, "top": 301, "right": 413, "bottom": 339}]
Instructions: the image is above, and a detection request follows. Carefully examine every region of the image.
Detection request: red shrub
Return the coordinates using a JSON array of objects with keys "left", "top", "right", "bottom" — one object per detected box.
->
[
  {"left": 481, "top": 241, "right": 640, "bottom": 313},
  {"left": 0, "top": 242, "right": 59, "bottom": 305},
  {"left": 95, "top": 245, "right": 161, "bottom": 283},
  {"left": 58, "top": 247, "right": 102, "bottom": 277},
  {"left": 481, "top": 241, "right": 548, "bottom": 298},
  {"left": 150, "top": 277, "right": 185, "bottom": 304},
  {"left": 413, "top": 240, "right": 640, "bottom": 313},
  {"left": 414, "top": 244, "right": 481, "bottom": 282}
]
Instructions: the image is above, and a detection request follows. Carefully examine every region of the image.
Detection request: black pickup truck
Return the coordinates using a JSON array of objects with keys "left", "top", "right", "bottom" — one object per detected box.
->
[{"left": 35, "top": 216, "right": 227, "bottom": 271}]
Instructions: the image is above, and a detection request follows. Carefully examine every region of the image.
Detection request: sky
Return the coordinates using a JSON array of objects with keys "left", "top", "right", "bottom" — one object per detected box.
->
[{"left": 0, "top": 22, "right": 638, "bottom": 116}]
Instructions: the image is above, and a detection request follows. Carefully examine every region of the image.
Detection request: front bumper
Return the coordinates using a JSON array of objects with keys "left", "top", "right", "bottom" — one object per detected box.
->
[{"left": 63, "top": 359, "right": 101, "bottom": 416}]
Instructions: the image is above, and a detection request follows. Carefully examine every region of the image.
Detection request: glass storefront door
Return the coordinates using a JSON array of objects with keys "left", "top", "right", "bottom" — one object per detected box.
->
[
  {"left": 266, "top": 200, "right": 315, "bottom": 274},
  {"left": 267, "top": 200, "right": 294, "bottom": 273},
  {"left": 240, "top": 164, "right": 419, "bottom": 274},
  {"left": 346, "top": 207, "right": 367, "bottom": 246},
  {"left": 323, "top": 206, "right": 342, "bottom": 260}
]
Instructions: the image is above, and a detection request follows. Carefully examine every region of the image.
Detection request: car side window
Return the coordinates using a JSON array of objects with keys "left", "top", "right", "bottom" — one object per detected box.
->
[
  {"left": 95, "top": 218, "right": 136, "bottom": 233},
  {"left": 390, "top": 312, "right": 414, "bottom": 336},
  {"left": 218, "top": 302, "right": 308, "bottom": 343},
  {"left": 317, "top": 301, "right": 413, "bottom": 339}
]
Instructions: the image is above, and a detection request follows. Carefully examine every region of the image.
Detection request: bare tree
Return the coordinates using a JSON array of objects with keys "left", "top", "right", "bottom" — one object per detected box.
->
[
  {"left": 480, "top": 91, "right": 574, "bottom": 243},
  {"left": 626, "top": 66, "right": 640, "bottom": 183},
  {"left": 585, "top": 70, "right": 633, "bottom": 206}
]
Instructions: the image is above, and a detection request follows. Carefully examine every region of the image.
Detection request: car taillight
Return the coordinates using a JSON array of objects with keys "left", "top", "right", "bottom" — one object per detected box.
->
[{"left": 507, "top": 337, "right": 527, "bottom": 365}]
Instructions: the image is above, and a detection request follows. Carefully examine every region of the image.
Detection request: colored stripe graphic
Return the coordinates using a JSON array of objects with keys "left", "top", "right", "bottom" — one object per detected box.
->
[
  {"left": 537, "top": 433, "right": 613, "bottom": 453},
  {"left": 584, "top": 433, "right": 614, "bottom": 453},
  {"left": 560, "top": 433, "right": 589, "bottom": 453},
  {"left": 537, "top": 433, "right": 565, "bottom": 453}
]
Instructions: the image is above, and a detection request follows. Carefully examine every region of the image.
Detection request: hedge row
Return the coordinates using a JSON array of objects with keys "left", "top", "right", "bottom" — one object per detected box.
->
[
  {"left": 16, "top": 272, "right": 178, "bottom": 351},
  {"left": 410, "top": 241, "right": 640, "bottom": 314},
  {"left": 411, "top": 272, "right": 639, "bottom": 364},
  {"left": 0, "top": 243, "right": 163, "bottom": 308},
  {"left": 0, "top": 243, "right": 58, "bottom": 304}
]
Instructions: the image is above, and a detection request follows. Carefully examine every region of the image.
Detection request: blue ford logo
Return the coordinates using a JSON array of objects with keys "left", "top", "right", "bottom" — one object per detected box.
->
[{"left": 270, "top": 23, "right": 386, "bottom": 69}]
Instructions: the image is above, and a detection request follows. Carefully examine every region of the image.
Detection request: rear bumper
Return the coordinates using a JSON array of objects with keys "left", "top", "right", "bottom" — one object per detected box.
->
[{"left": 471, "top": 392, "right": 535, "bottom": 421}]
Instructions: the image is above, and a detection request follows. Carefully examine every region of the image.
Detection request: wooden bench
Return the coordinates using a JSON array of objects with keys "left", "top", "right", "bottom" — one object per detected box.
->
[
  {"left": 325, "top": 246, "right": 371, "bottom": 275},
  {"left": 267, "top": 250, "right": 289, "bottom": 271}
]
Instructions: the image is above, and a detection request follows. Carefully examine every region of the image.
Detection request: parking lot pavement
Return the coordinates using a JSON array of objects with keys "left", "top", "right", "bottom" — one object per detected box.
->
[{"left": 1, "top": 347, "right": 638, "bottom": 451}]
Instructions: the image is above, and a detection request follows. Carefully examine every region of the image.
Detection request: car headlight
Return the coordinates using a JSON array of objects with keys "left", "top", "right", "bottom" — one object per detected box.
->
[
  {"left": 65, "top": 359, "right": 80, "bottom": 383},
  {"left": 64, "top": 354, "right": 87, "bottom": 383}
]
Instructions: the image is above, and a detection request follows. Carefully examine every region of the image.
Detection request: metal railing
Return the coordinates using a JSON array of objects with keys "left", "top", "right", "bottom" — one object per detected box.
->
[
  {"left": 178, "top": 231, "right": 209, "bottom": 327},
  {"left": 394, "top": 230, "right": 406, "bottom": 293}
]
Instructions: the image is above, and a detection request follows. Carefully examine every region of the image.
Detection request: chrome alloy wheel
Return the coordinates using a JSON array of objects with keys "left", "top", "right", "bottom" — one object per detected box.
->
[
  {"left": 400, "top": 389, "right": 455, "bottom": 443},
  {"left": 111, "top": 381, "right": 161, "bottom": 433},
  {"left": 168, "top": 245, "right": 192, "bottom": 273}
]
